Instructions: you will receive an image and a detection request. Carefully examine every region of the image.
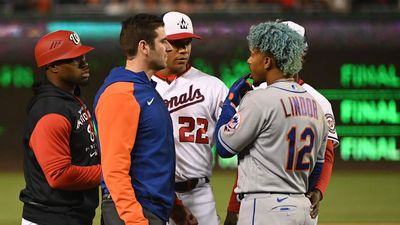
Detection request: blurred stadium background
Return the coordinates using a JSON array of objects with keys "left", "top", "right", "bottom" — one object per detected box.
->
[{"left": 1, "top": 0, "right": 400, "bottom": 224}]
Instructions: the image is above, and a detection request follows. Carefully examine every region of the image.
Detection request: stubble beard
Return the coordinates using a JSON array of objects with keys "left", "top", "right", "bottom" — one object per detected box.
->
[{"left": 149, "top": 59, "right": 166, "bottom": 72}]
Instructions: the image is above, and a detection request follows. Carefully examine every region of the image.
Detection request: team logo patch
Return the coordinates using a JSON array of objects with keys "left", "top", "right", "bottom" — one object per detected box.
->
[
  {"left": 177, "top": 17, "right": 188, "bottom": 29},
  {"left": 224, "top": 113, "right": 241, "bottom": 132},
  {"left": 69, "top": 32, "right": 81, "bottom": 45},
  {"left": 325, "top": 113, "right": 336, "bottom": 134}
]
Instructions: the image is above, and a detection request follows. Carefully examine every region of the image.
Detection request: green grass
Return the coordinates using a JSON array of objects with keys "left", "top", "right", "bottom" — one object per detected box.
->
[
  {"left": 1, "top": 170, "right": 399, "bottom": 225},
  {"left": 316, "top": 171, "right": 400, "bottom": 223},
  {"left": 0, "top": 172, "right": 25, "bottom": 225}
]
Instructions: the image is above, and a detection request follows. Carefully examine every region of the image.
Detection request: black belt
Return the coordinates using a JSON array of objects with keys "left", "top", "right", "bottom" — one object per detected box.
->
[
  {"left": 175, "top": 177, "right": 209, "bottom": 193},
  {"left": 237, "top": 192, "right": 303, "bottom": 200},
  {"left": 102, "top": 193, "right": 165, "bottom": 205}
]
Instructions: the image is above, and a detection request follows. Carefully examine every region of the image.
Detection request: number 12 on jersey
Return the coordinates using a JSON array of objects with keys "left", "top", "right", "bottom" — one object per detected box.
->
[{"left": 286, "top": 127, "right": 315, "bottom": 172}]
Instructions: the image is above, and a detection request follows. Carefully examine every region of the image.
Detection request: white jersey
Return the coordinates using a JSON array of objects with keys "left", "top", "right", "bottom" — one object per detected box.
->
[
  {"left": 301, "top": 82, "right": 339, "bottom": 147},
  {"left": 218, "top": 81, "right": 328, "bottom": 194},
  {"left": 153, "top": 67, "right": 228, "bottom": 182}
]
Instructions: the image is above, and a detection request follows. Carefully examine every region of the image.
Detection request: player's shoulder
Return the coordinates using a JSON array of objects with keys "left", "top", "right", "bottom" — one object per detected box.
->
[
  {"left": 187, "top": 67, "right": 227, "bottom": 88},
  {"left": 31, "top": 96, "right": 69, "bottom": 115},
  {"left": 247, "top": 86, "right": 278, "bottom": 98},
  {"left": 302, "top": 83, "right": 332, "bottom": 107},
  {"left": 241, "top": 88, "right": 274, "bottom": 107}
]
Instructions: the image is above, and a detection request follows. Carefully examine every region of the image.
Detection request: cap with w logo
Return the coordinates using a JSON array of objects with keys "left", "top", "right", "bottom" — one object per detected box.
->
[
  {"left": 163, "top": 11, "right": 202, "bottom": 41},
  {"left": 34, "top": 30, "right": 94, "bottom": 67}
]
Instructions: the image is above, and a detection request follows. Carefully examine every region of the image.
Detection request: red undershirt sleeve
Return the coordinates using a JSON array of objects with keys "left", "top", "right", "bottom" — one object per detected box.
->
[
  {"left": 29, "top": 113, "right": 101, "bottom": 190},
  {"left": 227, "top": 170, "right": 240, "bottom": 214},
  {"left": 315, "top": 139, "right": 334, "bottom": 196}
]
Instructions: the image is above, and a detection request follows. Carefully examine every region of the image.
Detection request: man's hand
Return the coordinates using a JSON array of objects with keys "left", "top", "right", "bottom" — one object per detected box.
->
[
  {"left": 306, "top": 189, "right": 323, "bottom": 219},
  {"left": 223, "top": 211, "right": 238, "bottom": 225},
  {"left": 227, "top": 74, "right": 253, "bottom": 107},
  {"left": 171, "top": 204, "right": 198, "bottom": 225}
]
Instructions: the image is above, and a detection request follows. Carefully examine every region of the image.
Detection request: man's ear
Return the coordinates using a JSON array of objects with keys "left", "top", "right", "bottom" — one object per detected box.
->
[
  {"left": 48, "top": 64, "right": 59, "bottom": 73},
  {"left": 138, "top": 40, "right": 149, "bottom": 56},
  {"left": 264, "top": 55, "right": 272, "bottom": 71}
]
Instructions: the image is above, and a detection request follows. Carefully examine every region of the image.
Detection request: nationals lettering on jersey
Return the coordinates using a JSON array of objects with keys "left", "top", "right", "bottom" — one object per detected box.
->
[
  {"left": 153, "top": 67, "right": 228, "bottom": 182},
  {"left": 164, "top": 85, "right": 205, "bottom": 113}
]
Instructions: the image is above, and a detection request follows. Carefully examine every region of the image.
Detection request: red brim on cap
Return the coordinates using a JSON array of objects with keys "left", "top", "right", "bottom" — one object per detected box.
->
[
  {"left": 40, "top": 45, "right": 94, "bottom": 67},
  {"left": 37, "top": 45, "right": 94, "bottom": 67},
  {"left": 61, "top": 45, "right": 94, "bottom": 60},
  {"left": 167, "top": 33, "right": 202, "bottom": 41}
]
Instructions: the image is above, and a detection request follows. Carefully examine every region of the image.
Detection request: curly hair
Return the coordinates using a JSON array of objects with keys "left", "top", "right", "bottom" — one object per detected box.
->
[{"left": 247, "top": 21, "right": 306, "bottom": 76}]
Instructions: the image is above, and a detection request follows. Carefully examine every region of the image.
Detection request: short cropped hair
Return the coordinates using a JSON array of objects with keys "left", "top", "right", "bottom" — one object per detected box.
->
[
  {"left": 247, "top": 21, "right": 306, "bottom": 76},
  {"left": 120, "top": 14, "right": 164, "bottom": 58}
]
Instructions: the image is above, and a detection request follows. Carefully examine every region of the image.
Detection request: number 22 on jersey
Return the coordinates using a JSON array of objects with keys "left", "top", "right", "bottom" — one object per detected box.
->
[
  {"left": 286, "top": 126, "right": 315, "bottom": 172},
  {"left": 178, "top": 116, "right": 209, "bottom": 144}
]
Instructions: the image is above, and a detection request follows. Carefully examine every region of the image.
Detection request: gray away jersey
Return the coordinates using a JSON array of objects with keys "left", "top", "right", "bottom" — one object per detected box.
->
[{"left": 218, "top": 81, "right": 328, "bottom": 194}]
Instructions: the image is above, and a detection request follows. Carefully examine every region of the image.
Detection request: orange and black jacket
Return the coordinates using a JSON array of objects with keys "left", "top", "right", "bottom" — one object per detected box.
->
[
  {"left": 94, "top": 67, "right": 175, "bottom": 224},
  {"left": 20, "top": 78, "right": 101, "bottom": 225}
]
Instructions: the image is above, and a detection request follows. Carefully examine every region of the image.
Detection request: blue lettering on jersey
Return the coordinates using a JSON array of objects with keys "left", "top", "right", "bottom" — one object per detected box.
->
[{"left": 280, "top": 97, "right": 318, "bottom": 119}]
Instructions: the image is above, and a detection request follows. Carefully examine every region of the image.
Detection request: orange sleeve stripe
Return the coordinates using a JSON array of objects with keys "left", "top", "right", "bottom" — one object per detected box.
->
[
  {"left": 96, "top": 82, "right": 148, "bottom": 225},
  {"left": 315, "top": 139, "right": 334, "bottom": 196},
  {"left": 30, "top": 114, "right": 101, "bottom": 190}
]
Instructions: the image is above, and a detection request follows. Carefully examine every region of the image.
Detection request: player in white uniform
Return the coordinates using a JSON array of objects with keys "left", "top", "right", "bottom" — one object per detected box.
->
[
  {"left": 300, "top": 82, "right": 339, "bottom": 146},
  {"left": 152, "top": 11, "right": 228, "bottom": 225},
  {"left": 215, "top": 21, "right": 328, "bottom": 225}
]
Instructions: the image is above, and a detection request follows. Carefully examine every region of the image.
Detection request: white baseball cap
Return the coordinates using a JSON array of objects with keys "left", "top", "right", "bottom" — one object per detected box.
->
[
  {"left": 163, "top": 11, "right": 202, "bottom": 40},
  {"left": 281, "top": 20, "right": 308, "bottom": 50},
  {"left": 281, "top": 21, "right": 305, "bottom": 37}
]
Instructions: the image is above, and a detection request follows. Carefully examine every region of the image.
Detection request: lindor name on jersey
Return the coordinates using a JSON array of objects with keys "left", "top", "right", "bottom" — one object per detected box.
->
[{"left": 280, "top": 96, "right": 319, "bottom": 119}]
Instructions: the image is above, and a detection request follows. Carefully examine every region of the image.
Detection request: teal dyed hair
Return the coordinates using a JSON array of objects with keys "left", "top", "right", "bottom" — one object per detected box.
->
[{"left": 247, "top": 21, "right": 306, "bottom": 76}]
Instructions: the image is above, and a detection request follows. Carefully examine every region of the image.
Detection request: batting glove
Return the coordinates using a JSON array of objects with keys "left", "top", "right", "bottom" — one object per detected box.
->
[
  {"left": 227, "top": 74, "right": 253, "bottom": 107},
  {"left": 215, "top": 74, "right": 253, "bottom": 158}
]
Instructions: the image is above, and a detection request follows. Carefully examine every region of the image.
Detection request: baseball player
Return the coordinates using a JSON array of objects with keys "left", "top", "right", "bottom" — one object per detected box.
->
[
  {"left": 284, "top": 20, "right": 340, "bottom": 222},
  {"left": 20, "top": 30, "right": 101, "bottom": 225},
  {"left": 152, "top": 11, "right": 228, "bottom": 225},
  {"left": 215, "top": 21, "right": 328, "bottom": 225},
  {"left": 223, "top": 21, "right": 340, "bottom": 225}
]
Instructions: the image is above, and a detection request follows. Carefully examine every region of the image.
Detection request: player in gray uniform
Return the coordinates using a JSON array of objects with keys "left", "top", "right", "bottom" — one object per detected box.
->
[
  {"left": 223, "top": 20, "right": 340, "bottom": 225},
  {"left": 215, "top": 21, "right": 328, "bottom": 225}
]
